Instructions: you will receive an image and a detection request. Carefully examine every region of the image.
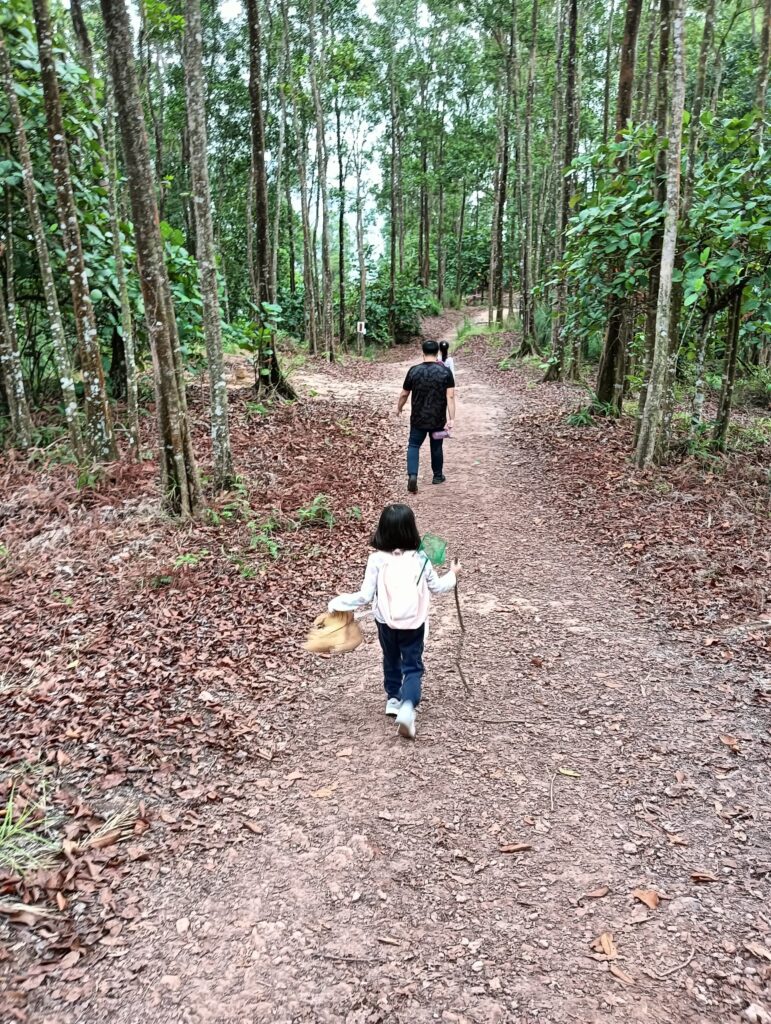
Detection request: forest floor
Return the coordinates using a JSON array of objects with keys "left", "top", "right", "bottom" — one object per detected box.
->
[{"left": 1, "top": 310, "right": 770, "bottom": 1024}]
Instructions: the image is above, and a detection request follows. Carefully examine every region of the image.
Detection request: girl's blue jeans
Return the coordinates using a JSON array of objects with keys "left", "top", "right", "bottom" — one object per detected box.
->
[{"left": 376, "top": 621, "right": 425, "bottom": 707}]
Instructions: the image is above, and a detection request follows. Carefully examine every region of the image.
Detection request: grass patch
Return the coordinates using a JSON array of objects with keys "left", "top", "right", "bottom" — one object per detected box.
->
[{"left": 0, "top": 777, "right": 61, "bottom": 876}]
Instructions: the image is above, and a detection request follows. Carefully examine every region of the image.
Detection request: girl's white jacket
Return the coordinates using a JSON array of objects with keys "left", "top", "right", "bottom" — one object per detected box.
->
[{"left": 329, "top": 549, "right": 456, "bottom": 626}]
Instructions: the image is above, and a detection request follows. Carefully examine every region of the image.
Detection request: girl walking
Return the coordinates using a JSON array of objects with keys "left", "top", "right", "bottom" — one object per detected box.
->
[
  {"left": 439, "top": 341, "right": 455, "bottom": 376},
  {"left": 328, "top": 503, "right": 460, "bottom": 739}
]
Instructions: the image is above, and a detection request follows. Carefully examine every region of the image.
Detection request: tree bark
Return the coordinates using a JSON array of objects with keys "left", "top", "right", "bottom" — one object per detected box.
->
[
  {"left": 0, "top": 258, "right": 33, "bottom": 450},
  {"left": 546, "top": 0, "right": 576, "bottom": 382},
  {"left": 100, "top": 0, "right": 199, "bottom": 515},
  {"left": 184, "top": 0, "right": 234, "bottom": 489},
  {"left": 335, "top": 93, "right": 346, "bottom": 347},
  {"left": 69, "top": 0, "right": 140, "bottom": 456},
  {"left": 33, "top": 0, "right": 115, "bottom": 461},
  {"left": 0, "top": 30, "right": 82, "bottom": 457},
  {"left": 353, "top": 145, "right": 366, "bottom": 356},
  {"left": 636, "top": 0, "right": 671, "bottom": 434},
  {"left": 712, "top": 286, "right": 743, "bottom": 452},
  {"left": 595, "top": 0, "right": 644, "bottom": 411},
  {"left": 285, "top": 175, "right": 296, "bottom": 295},
  {"left": 603, "top": 0, "right": 616, "bottom": 144},
  {"left": 281, "top": 0, "right": 314, "bottom": 351},
  {"left": 635, "top": 0, "right": 685, "bottom": 468},
  {"left": 106, "top": 82, "right": 140, "bottom": 456},
  {"left": 389, "top": 61, "right": 398, "bottom": 341},
  {"left": 455, "top": 182, "right": 466, "bottom": 301},
  {"left": 308, "top": 0, "right": 334, "bottom": 360},
  {"left": 757, "top": 0, "right": 771, "bottom": 130},
  {"left": 246, "top": 0, "right": 271, "bottom": 307},
  {"left": 520, "top": 0, "right": 538, "bottom": 348},
  {"left": 684, "top": 0, "right": 716, "bottom": 211}
]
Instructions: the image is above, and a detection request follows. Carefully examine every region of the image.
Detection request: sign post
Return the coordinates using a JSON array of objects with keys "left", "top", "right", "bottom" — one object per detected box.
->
[{"left": 356, "top": 320, "right": 366, "bottom": 353}]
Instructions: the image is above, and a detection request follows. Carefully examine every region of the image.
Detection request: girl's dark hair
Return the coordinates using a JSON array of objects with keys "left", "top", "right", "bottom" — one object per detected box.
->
[
  {"left": 439, "top": 341, "right": 449, "bottom": 359},
  {"left": 371, "top": 503, "right": 421, "bottom": 552}
]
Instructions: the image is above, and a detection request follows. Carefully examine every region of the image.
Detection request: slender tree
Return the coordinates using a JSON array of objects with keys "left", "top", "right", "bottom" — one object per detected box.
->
[
  {"left": 32, "top": 0, "right": 115, "bottom": 461},
  {"left": 184, "top": 0, "right": 234, "bottom": 489},
  {"left": 635, "top": 0, "right": 685, "bottom": 467},
  {"left": 546, "top": 0, "right": 576, "bottom": 381},
  {"left": 0, "top": 252, "right": 33, "bottom": 450},
  {"left": 758, "top": 0, "right": 771, "bottom": 138},
  {"left": 308, "top": 0, "right": 335, "bottom": 359},
  {"left": 99, "top": 0, "right": 199, "bottom": 515},
  {"left": 0, "top": 30, "right": 82, "bottom": 458},
  {"left": 596, "top": 0, "right": 644, "bottom": 410}
]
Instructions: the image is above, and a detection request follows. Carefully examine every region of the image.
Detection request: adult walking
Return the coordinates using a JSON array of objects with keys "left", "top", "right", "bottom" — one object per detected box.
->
[{"left": 397, "top": 340, "right": 456, "bottom": 494}]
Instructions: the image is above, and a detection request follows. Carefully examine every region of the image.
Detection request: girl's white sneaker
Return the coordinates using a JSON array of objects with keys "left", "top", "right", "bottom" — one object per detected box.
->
[
  {"left": 395, "top": 701, "right": 416, "bottom": 739},
  {"left": 385, "top": 698, "right": 402, "bottom": 717}
]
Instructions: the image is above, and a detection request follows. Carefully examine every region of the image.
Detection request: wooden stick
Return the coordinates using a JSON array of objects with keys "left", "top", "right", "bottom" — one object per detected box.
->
[{"left": 454, "top": 583, "right": 471, "bottom": 693}]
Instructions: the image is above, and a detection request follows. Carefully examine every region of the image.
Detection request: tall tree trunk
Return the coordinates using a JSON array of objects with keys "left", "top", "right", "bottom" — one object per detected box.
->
[
  {"left": 712, "top": 286, "right": 744, "bottom": 452},
  {"left": 184, "top": 0, "right": 233, "bottom": 489},
  {"left": 0, "top": 189, "right": 33, "bottom": 448},
  {"left": 70, "top": 0, "right": 140, "bottom": 456},
  {"left": 246, "top": 0, "right": 271, "bottom": 307},
  {"left": 455, "top": 182, "right": 466, "bottom": 301},
  {"left": 545, "top": 0, "right": 567, "bottom": 379},
  {"left": 0, "top": 31, "right": 82, "bottom": 457},
  {"left": 33, "top": 0, "right": 115, "bottom": 461},
  {"left": 107, "top": 83, "right": 140, "bottom": 455},
  {"left": 100, "top": 0, "right": 199, "bottom": 514},
  {"left": 638, "top": 0, "right": 655, "bottom": 122},
  {"left": 271, "top": 78, "right": 287, "bottom": 304},
  {"left": 285, "top": 175, "right": 296, "bottom": 295},
  {"left": 308, "top": 0, "right": 334, "bottom": 360},
  {"left": 690, "top": 309, "right": 714, "bottom": 434},
  {"left": 544, "top": 0, "right": 573, "bottom": 380},
  {"left": 634, "top": 0, "right": 685, "bottom": 468},
  {"left": 335, "top": 94, "right": 346, "bottom": 347},
  {"left": 0, "top": 259, "right": 33, "bottom": 450},
  {"left": 436, "top": 106, "right": 446, "bottom": 305},
  {"left": 757, "top": 0, "right": 771, "bottom": 139},
  {"left": 281, "top": 0, "right": 315, "bottom": 350},
  {"left": 248, "top": 0, "right": 292, "bottom": 394},
  {"left": 388, "top": 62, "right": 398, "bottom": 341},
  {"left": 596, "top": 0, "right": 644, "bottom": 411},
  {"left": 603, "top": 0, "right": 616, "bottom": 144},
  {"left": 354, "top": 149, "right": 366, "bottom": 356},
  {"left": 684, "top": 0, "right": 716, "bottom": 211},
  {"left": 636, "top": 0, "right": 671, "bottom": 435},
  {"left": 520, "top": 0, "right": 538, "bottom": 348}
]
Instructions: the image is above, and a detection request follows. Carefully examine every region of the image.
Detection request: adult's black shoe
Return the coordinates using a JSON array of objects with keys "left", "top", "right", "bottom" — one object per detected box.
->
[
  {"left": 432, "top": 474, "right": 446, "bottom": 485},
  {"left": 408, "top": 475, "right": 418, "bottom": 494}
]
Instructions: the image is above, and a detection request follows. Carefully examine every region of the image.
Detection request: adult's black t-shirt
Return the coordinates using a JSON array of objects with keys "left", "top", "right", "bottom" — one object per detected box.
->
[{"left": 403, "top": 361, "right": 455, "bottom": 430}]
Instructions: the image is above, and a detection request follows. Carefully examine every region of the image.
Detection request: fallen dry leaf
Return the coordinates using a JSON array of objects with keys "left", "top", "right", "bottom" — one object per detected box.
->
[
  {"left": 498, "top": 843, "right": 532, "bottom": 854},
  {"left": 632, "top": 888, "right": 661, "bottom": 910},
  {"left": 720, "top": 735, "right": 740, "bottom": 753},
  {"left": 591, "top": 932, "right": 618, "bottom": 959},
  {"left": 558, "top": 767, "right": 581, "bottom": 778},
  {"left": 745, "top": 941, "right": 771, "bottom": 962},
  {"left": 609, "top": 963, "right": 636, "bottom": 986},
  {"left": 691, "top": 870, "right": 720, "bottom": 884},
  {"left": 584, "top": 885, "right": 609, "bottom": 899},
  {"left": 311, "top": 784, "right": 338, "bottom": 799}
]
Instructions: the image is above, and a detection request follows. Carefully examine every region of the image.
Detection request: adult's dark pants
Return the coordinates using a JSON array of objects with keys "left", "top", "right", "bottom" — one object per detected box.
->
[
  {"left": 376, "top": 621, "right": 425, "bottom": 707},
  {"left": 407, "top": 425, "right": 443, "bottom": 478}
]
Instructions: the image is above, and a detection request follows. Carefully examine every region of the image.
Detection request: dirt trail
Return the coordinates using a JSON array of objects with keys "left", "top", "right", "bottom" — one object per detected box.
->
[{"left": 78, "top": 331, "right": 767, "bottom": 1024}]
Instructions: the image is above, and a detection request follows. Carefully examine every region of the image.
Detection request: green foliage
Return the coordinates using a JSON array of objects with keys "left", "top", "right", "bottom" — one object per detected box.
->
[
  {"left": 565, "top": 406, "right": 595, "bottom": 427},
  {"left": 295, "top": 494, "right": 335, "bottom": 528},
  {"left": 365, "top": 280, "right": 442, "bottom": 345},
  {"left": 173, "top": 549, "right": 210, "bottom": 570}
]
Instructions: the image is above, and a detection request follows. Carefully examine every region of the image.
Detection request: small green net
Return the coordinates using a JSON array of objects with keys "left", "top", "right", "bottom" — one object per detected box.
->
[{"left": 419, "top": 533, "right": 448, "bottom": 566}]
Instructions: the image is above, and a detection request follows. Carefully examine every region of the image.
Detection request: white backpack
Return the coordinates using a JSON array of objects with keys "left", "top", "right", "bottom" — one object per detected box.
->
[{"left": 378, "top": 551, "right": 430, "bottom": 630}]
